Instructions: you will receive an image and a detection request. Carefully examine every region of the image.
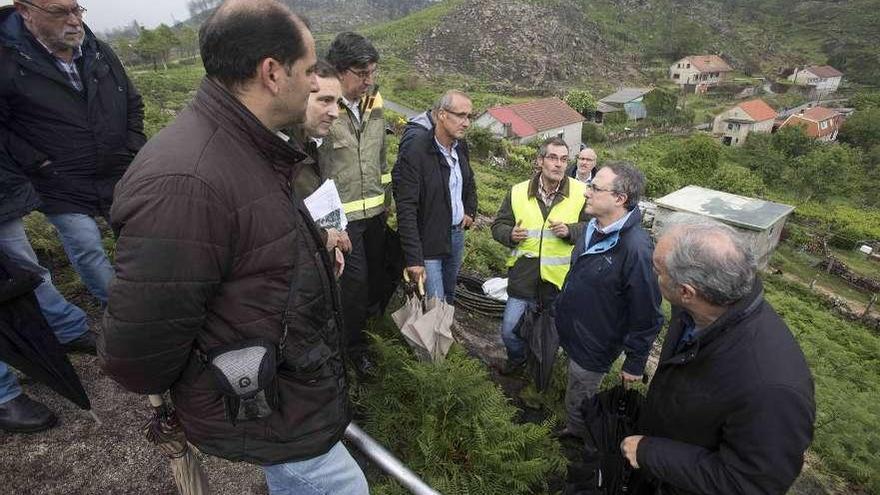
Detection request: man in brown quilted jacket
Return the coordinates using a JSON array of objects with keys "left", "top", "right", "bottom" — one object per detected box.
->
[{"left": 98, "top": 1, "right": 367, "bottom": 493}]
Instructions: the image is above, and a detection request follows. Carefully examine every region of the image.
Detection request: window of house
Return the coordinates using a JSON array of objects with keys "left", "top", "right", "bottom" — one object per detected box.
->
[
  {"left": 673, "top": 73, "right": 680, "bottom": 79},
  {"left": 820, "top": 120, "right": 829, "bottom": 130},
  {"left": 686, "top": 63, "right": 690, "bottom": 68}
]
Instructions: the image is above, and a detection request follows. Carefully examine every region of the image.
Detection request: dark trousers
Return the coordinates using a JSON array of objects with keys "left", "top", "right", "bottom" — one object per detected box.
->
[{"left": 340, "top": 214, "right": 386, "bottom": 355}]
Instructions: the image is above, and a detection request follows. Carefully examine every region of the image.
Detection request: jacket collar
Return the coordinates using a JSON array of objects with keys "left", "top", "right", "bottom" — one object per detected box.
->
[
  {"left": 528, "top": 173, "right": 572, "bottom": 199},
  {"left": 193, "top": 78, "right": 309, "bottom": 172},
  {"left": 578, "top": 207, "right": 642, "bottom": 256},
  {"left": 662, "top": 277, "right": 765, "bottom": 365}
]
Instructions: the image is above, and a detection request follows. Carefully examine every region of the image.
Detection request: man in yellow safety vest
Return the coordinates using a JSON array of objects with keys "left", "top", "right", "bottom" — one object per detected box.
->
[{"left": 491, "top": 136, "right": 589, "bottom": 375}]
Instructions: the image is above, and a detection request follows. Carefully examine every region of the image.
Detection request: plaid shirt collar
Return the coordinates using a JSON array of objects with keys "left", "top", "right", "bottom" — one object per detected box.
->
[{"left": 35, "top": 38, "right": 84, "bottom": 92}]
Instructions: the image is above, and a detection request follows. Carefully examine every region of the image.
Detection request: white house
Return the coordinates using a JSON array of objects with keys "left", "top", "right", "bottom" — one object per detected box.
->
[
  {"left": 669, "top": 55, "right": 733, "bottom": 92},
  {"left": 712, "top": 99, "right": 777, "bottom": 146},
  {"left": 474, "top": 97, "right": 584, "bottom": 156},
  {"left": 787, "top": 65, "right": 844, "bottom": 96}
]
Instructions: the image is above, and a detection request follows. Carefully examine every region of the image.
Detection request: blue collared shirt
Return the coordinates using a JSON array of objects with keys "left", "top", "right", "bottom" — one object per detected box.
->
[
  {"left": 36, "top": 38, "right": 83, "bottom": 92},
  {"left": 435, "top": 137, "right": 465, "bottom": 226},
  {"left": 583, "top": 209, "right": 634, "bottom": 255}
]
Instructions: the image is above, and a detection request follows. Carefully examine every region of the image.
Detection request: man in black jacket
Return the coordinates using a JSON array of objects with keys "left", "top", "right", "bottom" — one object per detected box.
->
[
  {"left": 565, "top": 146, "right": 598, "bottom": 184},
  {"left": 621, "top": 220, "right": 815, "bottom": 494},
  {"left": 0, "top": 147, "right": 92, "bottom": 433},
  {"left": 554, "top": 162, "right": 663, "bottom": 438},
  {"left": 0, "top": 1, "right": 145, "bottom": 306},
  {"left": 393, "top": 90, "right": 477, "bottom": 303}
]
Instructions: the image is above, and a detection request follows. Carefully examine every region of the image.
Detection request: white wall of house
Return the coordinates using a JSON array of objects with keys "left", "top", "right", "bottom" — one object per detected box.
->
[
  {"left": 669, "top": 58, "right": 726, "bottom": 86},
  {"left": 787, "top": 71, "right": 842, "bottom": 95},
  {"left": 473, "top": 116, "right": 582, "bottom": 157},
  {"left": 712, "top": 107, "right": 773, "bottom": 146}
]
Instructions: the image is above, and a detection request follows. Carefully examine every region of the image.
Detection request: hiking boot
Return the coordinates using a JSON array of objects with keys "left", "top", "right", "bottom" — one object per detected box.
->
[
  {"left": 0, "top": 394, "right": 58, "bottom": 433},
  {"left": 61, "top": 331, "right": 96, "bottom": 355}
]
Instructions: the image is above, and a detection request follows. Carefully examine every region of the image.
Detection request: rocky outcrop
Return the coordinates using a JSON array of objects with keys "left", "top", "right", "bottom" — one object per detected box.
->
[{"left": 411, "top": 0, "right": 623, "bottom": 90}]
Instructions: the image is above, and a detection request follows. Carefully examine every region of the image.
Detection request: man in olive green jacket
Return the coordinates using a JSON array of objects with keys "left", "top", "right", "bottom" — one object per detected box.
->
[{"left": 321, "top": 32, "right": 388, "bottom": 373}]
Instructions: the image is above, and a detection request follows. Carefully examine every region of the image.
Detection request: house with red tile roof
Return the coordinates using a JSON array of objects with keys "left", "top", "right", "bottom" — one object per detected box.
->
[
  {"left": 473, "top": 97, "right": 585, "bottom": 155},
  {"left": 787, "top": 65, "right": 844, "bottom": 96},
  {"left": 779, "top": 106, "right": 843, "bottom": 142},
  {"left": 669, "top": 55, "right": 733, "bottom": 93},
  {"left": 712, "top": 99, "right": 777, "bottom": 146}
]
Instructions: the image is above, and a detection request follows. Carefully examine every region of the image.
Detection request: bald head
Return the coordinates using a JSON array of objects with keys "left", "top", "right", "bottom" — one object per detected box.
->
[
  {"left": 658, "top": 221, "right": 756, "bottom": 307},
  {"left": 200, "top": 0, "right": 310, "bottom": 90}
]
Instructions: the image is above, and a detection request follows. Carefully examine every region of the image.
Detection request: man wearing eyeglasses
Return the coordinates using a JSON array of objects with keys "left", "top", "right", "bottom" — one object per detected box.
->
[
  {"left": 566, "top": 146, "right": 598, "bottom": 184},
  {"left": 491, "top": 137, "right": 589, "bottom": 376},
  {"left": 0, "top": 0, "right": 146, "bottom": 308},
  {"left": 322, "top": 32, "right": 388, "bottom": 376},
  {"left": 393, "top": 90, "right": 477, "bottom": 304},
  {"left": 554, "top": 162, "right": 663, "bottom": 439}
]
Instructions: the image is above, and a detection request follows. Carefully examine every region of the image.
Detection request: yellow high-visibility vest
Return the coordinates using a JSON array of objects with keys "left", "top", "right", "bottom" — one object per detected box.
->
[{"left": 507, "top": 177, "right": 586, "bottom": 289}]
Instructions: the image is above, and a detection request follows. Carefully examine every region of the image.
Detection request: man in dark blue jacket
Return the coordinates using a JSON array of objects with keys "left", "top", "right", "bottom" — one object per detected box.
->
[
  {"left": 621, "top": 220, "right": 815, "bottom": 494},
  {"left": 554, "top": 161, "right": 663, "bottom": 438},
  {"left": 0, "top": 147, "right": 92, "bottom": 433},
  {"left": 0, "top": 1, "right": 145, "bottom": 305}
]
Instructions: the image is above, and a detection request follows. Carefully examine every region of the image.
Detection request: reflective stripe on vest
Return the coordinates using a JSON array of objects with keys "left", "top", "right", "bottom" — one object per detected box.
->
[
  {"left": 342, "top": 193, "right": 386, "bottom": 215},
  {"left": 506, "top": 178, "right": 586, "bottom": 289},
  {"left": 381, "top": 173, "right": 392, "bottom": 185}
]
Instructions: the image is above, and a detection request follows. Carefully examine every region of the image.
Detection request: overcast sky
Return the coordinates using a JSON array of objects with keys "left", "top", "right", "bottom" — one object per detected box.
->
[{"left": 0, "top": 0, "right": 192, "bottom": 32}]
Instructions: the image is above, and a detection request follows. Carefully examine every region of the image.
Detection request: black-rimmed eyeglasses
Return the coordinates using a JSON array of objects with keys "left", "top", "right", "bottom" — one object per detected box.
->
[{"left": 17, "top": 0, "right": 86, "bottom": 19}]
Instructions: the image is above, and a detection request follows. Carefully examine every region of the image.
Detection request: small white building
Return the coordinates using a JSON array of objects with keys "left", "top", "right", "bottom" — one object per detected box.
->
[
  {"left": 669, "top": 55, "right": 733, "bottom": 92},
  {"left": 474, "top": 97, "right": 584, "bottom": 156},
  {"left": 787, "top": 65, "right": 843, "bottom": 96},
  {"left": 712, "top": 99, "right": 777, "bottom": 146},
  {"left": 653, "top": 186, "right": 795, "bottom": 268}
]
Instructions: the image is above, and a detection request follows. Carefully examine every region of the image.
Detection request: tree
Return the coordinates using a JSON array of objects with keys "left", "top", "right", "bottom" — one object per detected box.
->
[
  {"left": 563, "top": 90, "right": 597, "bottom": 115},
  {"left": 771, "top": 126, "right": 816, "bottom": 158},
  {"left": 660, "top": 134, "right": 721, "bottom": 186},
  {"left": 839, "top": 108, "right": 880, "bottom": 152},
  {"left": 785, "top": 144, "right": 862, "bottom": 202}
]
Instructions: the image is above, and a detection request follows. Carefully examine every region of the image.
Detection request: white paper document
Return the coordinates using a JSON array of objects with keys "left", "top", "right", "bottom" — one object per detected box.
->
[{"left": 303, "top": 179, "right": 348, "bottom": 231}]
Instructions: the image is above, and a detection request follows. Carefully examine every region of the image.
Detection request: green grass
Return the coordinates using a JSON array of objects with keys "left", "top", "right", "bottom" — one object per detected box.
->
[
  {"left": 830, "top": 247, "right": 880, "bottom": 281},
  {"left": 764, "top": 275, "right": 880, "bottom": 493},
  {"left": 772, "top": 245, "right": 875, "bottom": 307}
]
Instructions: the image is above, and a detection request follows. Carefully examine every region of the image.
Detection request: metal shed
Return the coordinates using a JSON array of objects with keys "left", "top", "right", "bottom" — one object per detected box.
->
[{"left": 653, "top": 186, "right": 795, "bottom": 268}]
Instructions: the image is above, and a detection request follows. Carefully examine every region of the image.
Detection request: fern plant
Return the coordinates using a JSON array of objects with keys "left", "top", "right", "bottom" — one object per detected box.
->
[{"left": 358, "top": 334, "right": 566, "bottom": 495}]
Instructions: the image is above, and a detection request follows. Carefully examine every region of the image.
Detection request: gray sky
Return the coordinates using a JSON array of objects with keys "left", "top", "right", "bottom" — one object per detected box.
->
[{"left": 0, "top": 0, "right": 192, "bottom": 32}]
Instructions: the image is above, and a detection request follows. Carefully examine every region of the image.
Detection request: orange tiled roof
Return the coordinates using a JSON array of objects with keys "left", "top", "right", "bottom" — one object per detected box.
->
[
  {"left": 486, "top": 97, "right": 584, "bottom": 138},
  {"left": 737, "top": 99, "right": 777, "bottom": 122},
  {"left": 686, "top": 55, "right": 732, "bottom": 73}
]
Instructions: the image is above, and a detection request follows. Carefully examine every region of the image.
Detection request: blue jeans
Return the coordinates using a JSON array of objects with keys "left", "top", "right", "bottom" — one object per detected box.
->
[
  {"left": 0, "top": 217, "right": 90, "bottom": 404},
  {"left": 424, "top": 225, "right": 465, "bottom": 304},
  {"left": 46, "top": 213, "right": 114, "bottom": 305},
  {"left": 262, "top": 441, "right": 368, "bottom": 495},
  {"left": 501, "top": 296, "right": 535, "bottom": 364}
]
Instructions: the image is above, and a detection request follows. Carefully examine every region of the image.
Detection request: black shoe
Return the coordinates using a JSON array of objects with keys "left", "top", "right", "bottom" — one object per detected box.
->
[
  {"left": 0, "top": 394, "right": 58, "bottom": 433},
  {"left": 499, "top": 359, "right": 526, "bottom": 376},
  {"left": 61, "top": 331, "right": 97, "bottom": 355}
]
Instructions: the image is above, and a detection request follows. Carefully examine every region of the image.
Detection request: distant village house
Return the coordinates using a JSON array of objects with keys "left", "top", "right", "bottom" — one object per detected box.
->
[
  {"left": 779, "top": 106, "right": 843, "bottom": 142},
  {"left": 669, "top": 55, "right": 733, "bottom": 93},
  {"left": 474, "top": 97, "right": 584, "bottom": 156},
  {"left": 594, "top": 87, "right": 653, "bottom": 122},
  {"left": 712, "top": 99, "right": 777, "bottom": 146},
  {"left": 787, "top": 65, "right": 843, "bottom": 96}
]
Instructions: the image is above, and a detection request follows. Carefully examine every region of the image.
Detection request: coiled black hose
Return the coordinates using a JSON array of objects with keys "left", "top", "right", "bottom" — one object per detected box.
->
[{"left": 454, "top": 273, "right": 506, "bottom": 318}]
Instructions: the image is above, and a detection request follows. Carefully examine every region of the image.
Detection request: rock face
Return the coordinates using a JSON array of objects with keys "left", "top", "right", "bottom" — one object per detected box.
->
[
  {"left": 280, "top": 0, "right": 435, "bottom": 32},
  {"left": 412, "top": 0, "right": 621, "bottom": 90}
]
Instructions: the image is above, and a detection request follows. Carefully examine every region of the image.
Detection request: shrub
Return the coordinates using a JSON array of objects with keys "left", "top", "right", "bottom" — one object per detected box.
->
[
  {"left": 463, "top": 227, "right": 509, "bottom": 277},
  {"left": 563, "top": 89, "right": 597, "bottom": 114},
  {"left": 709, "top": 164, "right": 766, "bottom": 197},
  {"left": 467, "top": 126, "right": 505, "bottom": 160},
  {"left": 581, "top": 122, "right": 607, "bottom": 144},
  {"left": 360, "top": 335, "right": 566, "bottom": 495}
]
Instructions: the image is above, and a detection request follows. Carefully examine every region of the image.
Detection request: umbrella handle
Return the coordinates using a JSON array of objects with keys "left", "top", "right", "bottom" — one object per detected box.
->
[
  {"left": 402, "top": 269, "right": 426, "bottom": 298},
  {"left": 148, "top": 394, "right": 165, "bottom": 408}
]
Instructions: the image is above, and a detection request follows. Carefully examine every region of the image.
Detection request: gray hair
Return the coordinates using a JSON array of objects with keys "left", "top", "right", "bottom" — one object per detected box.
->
[
  {"left": 601, "top": 161, "right": 644, "bottom": 211},
  {"left": 537, "top": 136, "right": 569, "bottom": 157},
  {"left": 432, "top": 90, "right": 470, "bottom": 116},
  {"left": 663, "top": 217, "right": 756, "bottom": 306}
]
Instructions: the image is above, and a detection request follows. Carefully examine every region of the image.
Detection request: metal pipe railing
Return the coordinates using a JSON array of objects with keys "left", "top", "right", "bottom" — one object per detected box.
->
[{"left": 344, "top": 422, "right": 441, "bottom": 495}]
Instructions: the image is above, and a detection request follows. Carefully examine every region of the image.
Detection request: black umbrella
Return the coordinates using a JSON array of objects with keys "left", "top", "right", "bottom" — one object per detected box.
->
[
  {"left": 514, "top": 302, "right": 559, "bottom": 391},
  {"left": 565, "top": 385, "right": 647, "bottom": 495},
  {"left": 0, "top": 252, "right": 91, "bottom": 412}
]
